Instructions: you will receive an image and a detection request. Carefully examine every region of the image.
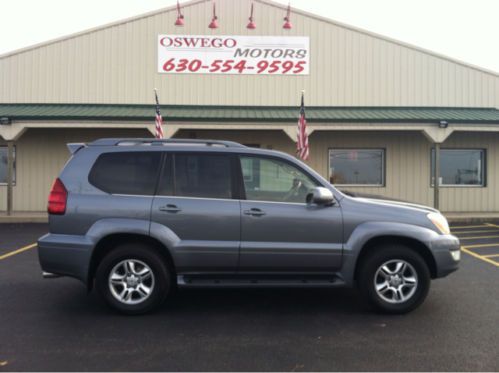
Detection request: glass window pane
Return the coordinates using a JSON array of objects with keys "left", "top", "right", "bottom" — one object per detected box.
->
[
  {"left": 431, "top": 149, "right": 485, "bottom": 186},
  {"left": 240, "top": 156, "right": 318, "bottom": 203},
  {"left": 329, "top": 149, "right": 384, "bottom": 185},
  {"left": 0, "top": 146, "right": 16, "bottom": 184},
  {"left": 174, "top": 154, "right": 232, "bottom": 199},
  {"left": 89, "top": 152, "right": 161, "bottom": 195}
]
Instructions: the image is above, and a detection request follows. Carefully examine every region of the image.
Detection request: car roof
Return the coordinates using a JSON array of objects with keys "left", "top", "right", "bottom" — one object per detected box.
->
[
  {"left": 84, "top": 138, "right": 291, "bottom": 158},
  {"left": 89, "top": 138, "right": 245, "bottom": 148}
]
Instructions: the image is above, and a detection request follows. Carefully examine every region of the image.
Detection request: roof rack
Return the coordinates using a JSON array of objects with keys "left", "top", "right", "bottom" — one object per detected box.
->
[{"left": 88, "top": 138, "right": 246, "bottom": 148}]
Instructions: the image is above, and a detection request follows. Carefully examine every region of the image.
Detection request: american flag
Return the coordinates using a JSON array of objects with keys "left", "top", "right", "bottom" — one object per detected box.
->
[
  {"left": 154, "top": 89, "right": 164, "bottom": 139},
  {"left": 296, "top": 92, "right": 309, "bottom": 161}
]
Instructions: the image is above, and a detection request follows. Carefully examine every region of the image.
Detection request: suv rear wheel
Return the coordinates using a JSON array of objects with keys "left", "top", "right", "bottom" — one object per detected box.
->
[
  {"left": 357, "top": 245, "right": 431, "bottom": 314},
  {"left": 96, "top": 243, "right": 171, "bottom": 315}
]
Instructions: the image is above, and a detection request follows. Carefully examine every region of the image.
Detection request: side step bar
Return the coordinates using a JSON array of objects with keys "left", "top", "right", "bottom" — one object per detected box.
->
[{"left": 177, "top": 275, "right": 345, "bottom": 288}]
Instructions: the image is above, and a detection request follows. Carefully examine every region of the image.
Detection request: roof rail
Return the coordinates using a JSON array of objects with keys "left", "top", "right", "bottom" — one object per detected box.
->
[{"left": 88, "top": 138, "right": 246, "bottom": 148}]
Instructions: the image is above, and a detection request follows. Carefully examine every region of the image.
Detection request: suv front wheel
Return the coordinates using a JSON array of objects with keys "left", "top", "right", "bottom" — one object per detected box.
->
[
  {"left": 96, "top": 243, "right": 171, "bottom": 315},
  {"left": 357, "top": 245, "right": 431, "bottom": 314}
]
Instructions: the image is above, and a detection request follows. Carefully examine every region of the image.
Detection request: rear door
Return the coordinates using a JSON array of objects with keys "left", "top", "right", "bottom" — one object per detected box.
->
[
  {"left": 151, "top": 152, "right": 241, "bottom": 274},
  {"left": 238, "top": 155, "right": 343, "bottom": 273}
]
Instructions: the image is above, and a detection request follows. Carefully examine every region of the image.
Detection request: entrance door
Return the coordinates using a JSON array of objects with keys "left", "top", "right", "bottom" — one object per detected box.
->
[{"left": 238, "top": 155, "right": 343, "bottom": 273}]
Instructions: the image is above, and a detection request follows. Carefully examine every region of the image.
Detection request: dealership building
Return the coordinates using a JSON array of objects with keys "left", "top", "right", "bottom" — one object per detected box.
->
[{"left": 1, "top": 0, "right": 499, "bottom": 220}]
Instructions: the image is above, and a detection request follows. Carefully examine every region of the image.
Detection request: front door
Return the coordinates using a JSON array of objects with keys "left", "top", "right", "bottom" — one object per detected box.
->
[
  {"left": 238, "top": 155, "right": 343, "bottom": 273},
  {"left": 151, "top": 152, "right": 240, "bottom": 274}
]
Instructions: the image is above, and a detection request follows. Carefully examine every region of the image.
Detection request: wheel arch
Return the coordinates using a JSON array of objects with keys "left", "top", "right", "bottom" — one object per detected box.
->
[
  {"left": 353, "top": 235, "right": 438, "bottom": 281},
  {"left": 87, "top": 233, "right": 176, "bottom": 290}
]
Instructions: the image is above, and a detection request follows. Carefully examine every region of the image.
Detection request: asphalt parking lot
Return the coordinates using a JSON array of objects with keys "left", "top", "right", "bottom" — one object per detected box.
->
[{"left": 0, "top": 223, "right": 498, "bottom": 371}]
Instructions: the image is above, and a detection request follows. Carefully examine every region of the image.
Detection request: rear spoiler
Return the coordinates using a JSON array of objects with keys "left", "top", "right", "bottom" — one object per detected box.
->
[{"left": 67, "top": 143, "right": 85, "bottom": 155}]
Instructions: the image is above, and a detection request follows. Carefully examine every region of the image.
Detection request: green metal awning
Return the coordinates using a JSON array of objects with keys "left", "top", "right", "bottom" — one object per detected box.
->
[{"left": 1, "top": 104, "right": 499, "bottom": 124}]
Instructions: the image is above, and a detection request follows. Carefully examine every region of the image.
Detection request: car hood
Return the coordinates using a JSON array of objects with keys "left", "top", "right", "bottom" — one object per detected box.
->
[{"left": 354, "top": 197, "right": 439, "bottom": 215}]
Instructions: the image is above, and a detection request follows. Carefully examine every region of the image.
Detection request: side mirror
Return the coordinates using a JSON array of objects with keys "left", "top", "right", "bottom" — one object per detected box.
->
[{"left": 306, "top": 187, "right": 335, "bottom": 206}]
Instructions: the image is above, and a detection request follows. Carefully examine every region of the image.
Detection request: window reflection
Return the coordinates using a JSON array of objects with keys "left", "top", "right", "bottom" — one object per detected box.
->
[
  {"left": 329, "top": 149, "right": 384, "bottom": 186},
  {"left": 431, "top": 149, "right": 485, "bottom": 186}
]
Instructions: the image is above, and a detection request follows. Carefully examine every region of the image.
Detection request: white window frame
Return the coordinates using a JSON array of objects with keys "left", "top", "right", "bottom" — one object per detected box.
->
[
  {"left": 328, "top": 148, "right": 385, "bottom": 187},
  {"left": 431, "top": 148, "right": 486, "bottom": 188}
]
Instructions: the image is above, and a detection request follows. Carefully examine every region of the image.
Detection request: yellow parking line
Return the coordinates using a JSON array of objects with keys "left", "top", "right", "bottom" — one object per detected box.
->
[
  {"left": 461, "top": 247, "right": 499, "bottom": 267},
  {"left": 0, "top": 243, "right": 37, "bottom": 261},
  {"left": 485, "top": 223, "right": 499, "bottom": 228},
  {"left": 462, "top": 243, "right": 499, "bottom": 249},
  {"left": 451, "top": 225, "right": 488, "bottom": 230},
  {"left": 483, "top": 254, "right": 499, "bottom": 258},
  {"left": 459, "top": 235, "right": 499, "bottom": 240},
  {"left": 454, "top": 229, "right": 499, "bottom": 235}
]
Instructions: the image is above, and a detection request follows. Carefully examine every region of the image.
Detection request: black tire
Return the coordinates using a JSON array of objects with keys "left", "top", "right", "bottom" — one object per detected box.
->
[
  {"left": 95, "top": 243, "right": 171, "bottom": 315},
  {"left": 357, "top": 245, "right": 431, "bottom": 314}
]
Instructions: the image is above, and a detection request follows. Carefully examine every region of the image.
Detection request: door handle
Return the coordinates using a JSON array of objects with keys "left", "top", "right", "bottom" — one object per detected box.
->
[
  {"left": 243, "top": 208, "right": 266, "bottom": 217},
  {"left": 159, "top": 204, "right": 181, "bottom": 213}
]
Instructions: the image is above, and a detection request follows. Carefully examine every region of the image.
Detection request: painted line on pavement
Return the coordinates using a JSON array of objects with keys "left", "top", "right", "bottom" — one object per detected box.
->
[
  {"left": 0, "top": 243, "right": 37, "bottom": 261},
  {"left": 458, "top": 235, "right": 499, "bottom": 240},
  {"left": 461, "top": 243, "right": 499, "bottom": 249},
  {"left": 483, "top": 253, "right": 499, "bottom": 259},
  {"left": 454, "top": 229, "right": 499, "bottom": 235},
  {"left": 451, "top": 225, "right": 489, "bottom": 230},
  {"left": 485, "top": 223, "right": 499, "bottom": 228},
  {"left": 461, "top": 247, "right": 499, "bottom": 267}
]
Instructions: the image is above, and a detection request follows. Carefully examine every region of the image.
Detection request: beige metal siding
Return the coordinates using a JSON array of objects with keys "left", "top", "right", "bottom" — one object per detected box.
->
[
  {"left": 177, "top": 129, "right": 499, "bottom": 213},
  {"left": 439, "top": 132, "right": 499, "bottom": 212},
  {"left": 1, "top": 0, "right": 497, "bottom": 107},
  {"left": 4, "top": 127, "right": 499, "bottom": 213},
  {"left": 8, "top": 128, "right": 150, "bottom": 212}
]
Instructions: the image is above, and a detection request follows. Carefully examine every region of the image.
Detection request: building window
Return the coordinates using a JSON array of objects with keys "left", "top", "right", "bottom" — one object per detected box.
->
[
  {"left": 329, "top": 149, "right": 385, "bottom": 186},
  {"left": 0, "top": 146, "right": 16, "bottom": 185},
  {"left": 431, "top": 149, "right": 485, "bottom": 187}
]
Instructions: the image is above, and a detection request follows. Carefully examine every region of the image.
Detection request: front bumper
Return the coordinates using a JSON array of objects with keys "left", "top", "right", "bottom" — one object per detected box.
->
[
  {"left": 428, "top": 234, "right": 461, "bottom": 278},
  {"left": 38, "top": 233, "right": 94, "bottom": 284}
]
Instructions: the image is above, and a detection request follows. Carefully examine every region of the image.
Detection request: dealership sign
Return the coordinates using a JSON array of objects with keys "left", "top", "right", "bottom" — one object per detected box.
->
[{"left": 157, "top": 35, "right": 309, "bottom": 75}]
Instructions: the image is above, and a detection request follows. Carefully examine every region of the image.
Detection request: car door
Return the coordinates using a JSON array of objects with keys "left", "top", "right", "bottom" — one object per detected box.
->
[
  {"left": 151, "top": 152, "right": 240, "bottom": 274},
  {"left": 238, "top": 155, "right": 343, "bottom": 273}
]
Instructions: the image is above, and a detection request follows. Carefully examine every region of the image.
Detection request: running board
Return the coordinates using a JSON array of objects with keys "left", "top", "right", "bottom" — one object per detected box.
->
[{"left": 177, "top": 275, "right": 345, "bottom": 288}]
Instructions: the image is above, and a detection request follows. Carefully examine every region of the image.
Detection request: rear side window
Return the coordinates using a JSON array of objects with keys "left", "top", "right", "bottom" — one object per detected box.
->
[
  {"left": 172, "top": 154, "right": 232, "bottom": 199},
  {"left": 89, "top": 152, "right": 161, "bottom": 195}
]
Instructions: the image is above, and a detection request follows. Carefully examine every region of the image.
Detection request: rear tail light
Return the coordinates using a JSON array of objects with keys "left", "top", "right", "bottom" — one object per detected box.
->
[{"left": 47, "top": 178, "right": 67, "bottom": 215}]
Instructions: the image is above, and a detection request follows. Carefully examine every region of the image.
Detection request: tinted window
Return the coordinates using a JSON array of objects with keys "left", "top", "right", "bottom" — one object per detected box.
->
[
  {"left": 240, "top": 156, "right": 318, "bottom": 203},
  {"left": 431, "top": 149, "right": 485, "bottom": 186},
  {"left": 174, "top": 154, "right": 232, "bottom": 199},
  {"left": 329, "top": 149, "right": 384, "bottom": 185},
  {"left": 89, "top": 152, "right": 161, "bottom": 195}
]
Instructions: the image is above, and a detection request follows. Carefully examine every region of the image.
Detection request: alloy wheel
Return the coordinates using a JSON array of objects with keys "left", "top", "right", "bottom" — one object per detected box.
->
[
  {"left": 373, "top": 259, "right": 418, "bottom": 304},
  {"left": 108, "top": 259, "right": 155, "bottom": 305}
]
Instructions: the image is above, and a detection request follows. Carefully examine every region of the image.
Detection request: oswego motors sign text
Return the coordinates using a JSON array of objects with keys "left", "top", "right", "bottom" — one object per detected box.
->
[{"left": 157, "top": 35, "right": 310, "bottom": 75}]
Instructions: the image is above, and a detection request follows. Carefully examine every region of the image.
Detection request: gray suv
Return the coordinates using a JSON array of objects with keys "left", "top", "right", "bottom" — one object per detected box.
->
[{"left": 38, "top": 138, "right": 460, "bottom": 314}]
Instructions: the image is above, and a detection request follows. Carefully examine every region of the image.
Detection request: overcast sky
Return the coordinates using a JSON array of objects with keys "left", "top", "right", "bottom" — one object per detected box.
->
[{"left": 0, "top": 0, "right": 497, "bottom": 73}]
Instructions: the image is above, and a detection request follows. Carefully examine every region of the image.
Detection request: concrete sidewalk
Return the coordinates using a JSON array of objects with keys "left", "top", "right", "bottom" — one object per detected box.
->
[{"left": 0, "top": 212, "right": 48, "bottom": 223}]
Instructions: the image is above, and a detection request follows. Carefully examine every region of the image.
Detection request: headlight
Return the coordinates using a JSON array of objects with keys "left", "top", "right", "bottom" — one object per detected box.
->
[{"left": 427, "top": 212, "right": 450, "bottom": 235}]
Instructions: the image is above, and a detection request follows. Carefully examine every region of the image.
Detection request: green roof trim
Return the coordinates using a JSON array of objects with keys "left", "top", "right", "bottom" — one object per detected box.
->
[{"left": 1, "top": 104, "right": 499, "bottom": 124}]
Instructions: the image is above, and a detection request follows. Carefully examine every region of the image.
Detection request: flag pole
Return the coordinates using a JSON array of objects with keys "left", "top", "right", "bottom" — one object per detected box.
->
[
  {"left": 296, "top": 90, "right": 309, "bottom": 161},
  {"left": 154, "top": 88, "right": 164, "bottom": 139}
]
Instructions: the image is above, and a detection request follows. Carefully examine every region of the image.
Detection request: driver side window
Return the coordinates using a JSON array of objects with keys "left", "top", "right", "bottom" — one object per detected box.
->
[{"left": 240, "top": 156, "right": 318, "bottom": 203}]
